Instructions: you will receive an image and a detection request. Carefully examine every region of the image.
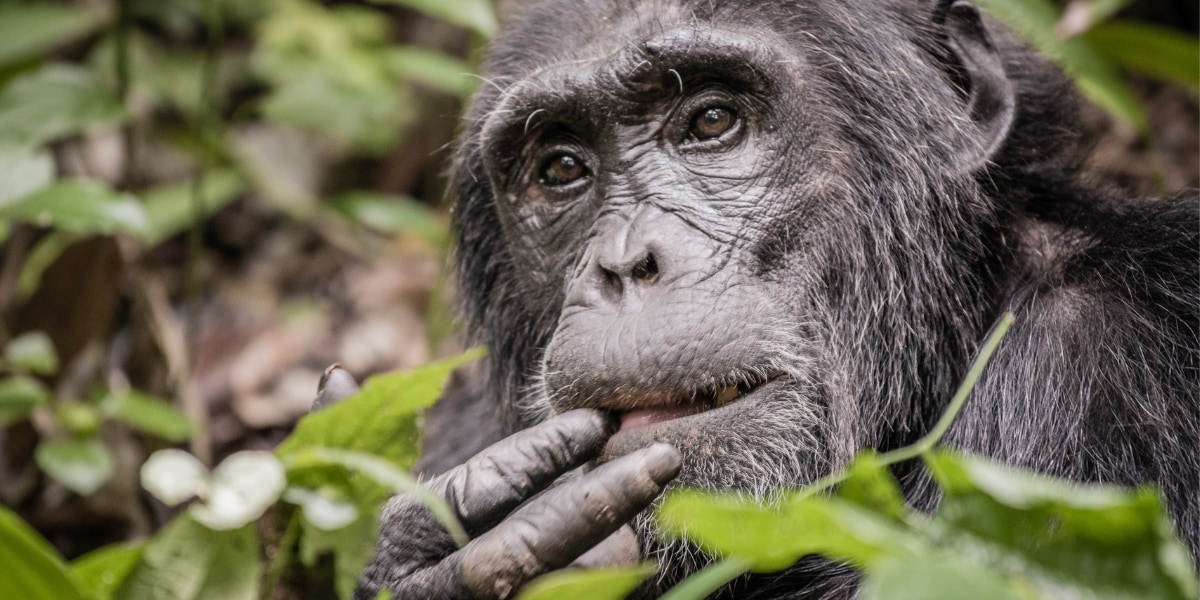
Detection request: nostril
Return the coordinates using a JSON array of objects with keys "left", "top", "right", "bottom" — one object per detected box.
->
[
  {"left": 600, "top": 266, "right": 623, "bottom": 301},
  {"left": 630, "top": 252, "right": 659, "bottom": 284}
]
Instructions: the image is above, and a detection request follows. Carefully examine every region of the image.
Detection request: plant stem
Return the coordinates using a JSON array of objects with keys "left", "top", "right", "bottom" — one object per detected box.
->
[
  {"left": 115, "top": 0, "right": 133, "bottom": 187},
  {"left": 803, "top": 312, "right": 1016, "bottom": 495},
  {"left": 907, "top": 311, "right": 1015, "bottom": 456}
]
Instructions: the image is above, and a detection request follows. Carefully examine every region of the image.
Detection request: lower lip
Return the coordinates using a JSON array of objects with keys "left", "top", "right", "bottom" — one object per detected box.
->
[{"left": 619, "top": 403, "right": 711, "bottom": 431}]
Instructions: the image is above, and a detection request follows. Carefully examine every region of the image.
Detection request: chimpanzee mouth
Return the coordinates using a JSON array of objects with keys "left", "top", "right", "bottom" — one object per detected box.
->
[{"left": 618, "top": 371, "right": 786, "bottom": 432}]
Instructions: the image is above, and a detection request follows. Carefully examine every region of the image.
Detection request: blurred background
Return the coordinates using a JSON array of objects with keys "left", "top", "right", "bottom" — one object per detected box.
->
[{"left": 0, "top": 0, "right": 1194, "bottom": 562}]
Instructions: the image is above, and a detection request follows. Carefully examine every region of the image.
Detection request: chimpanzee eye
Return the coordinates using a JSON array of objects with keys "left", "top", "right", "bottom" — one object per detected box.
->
[
  {"left": 540, "top": 153, "right": 587, "bottom": 186},
  {"left": 689, "top": 106, "right": 736, "bottom": 140}
]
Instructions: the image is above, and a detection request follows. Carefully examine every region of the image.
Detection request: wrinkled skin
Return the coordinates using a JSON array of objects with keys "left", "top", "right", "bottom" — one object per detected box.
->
[{"left": 350, "top": 0, "right": 1199, "bottom": 598}]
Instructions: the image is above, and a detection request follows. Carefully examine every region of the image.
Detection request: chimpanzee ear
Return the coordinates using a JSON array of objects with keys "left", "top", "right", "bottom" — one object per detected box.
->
[{"left": 942, "top": 0, "right": 1015, "bottom": 173}]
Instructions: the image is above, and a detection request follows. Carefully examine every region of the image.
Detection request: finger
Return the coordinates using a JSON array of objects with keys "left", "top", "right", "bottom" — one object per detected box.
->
[
  {"left": 570, "top": 525, "right": 641, "bottom": 568},
  {"left": 459, "top": 443, "right": 681, "bottom": 599},
  {"left": 430, "top": 408, "right": 617, "bottom": 534},
  {"left": 312, "top": 364, "right": 360, "bottom": 411},
  {"left": 355, "top": 551, "right": 470, "bottom": 600}
]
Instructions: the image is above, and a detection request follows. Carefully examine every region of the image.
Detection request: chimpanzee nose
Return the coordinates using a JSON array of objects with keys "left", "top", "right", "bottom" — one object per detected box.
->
[{"left": 595, "top": 248, "right": 661, "bottom": 303}]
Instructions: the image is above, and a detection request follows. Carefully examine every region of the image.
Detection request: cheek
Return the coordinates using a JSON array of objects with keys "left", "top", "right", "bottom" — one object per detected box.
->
[{"left": 497, "top": 198, "right": 596, "bottom": 276}]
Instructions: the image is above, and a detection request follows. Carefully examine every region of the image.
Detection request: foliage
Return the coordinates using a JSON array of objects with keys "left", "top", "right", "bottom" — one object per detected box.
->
[
  {"left": 0, "top": 332, "right": 191, "bottom": 495},
  {"left": 0, "top": 349, "right": 477, "bottom": 600},
  {"left": 655, "top": 452, "right": 1195, "bottom": 600},
  {"left": 979, "top": 0, "right": 1199, "bottom": 134},
  {"left": 0, "top": 0, "right": 487, "bottom": 596}
]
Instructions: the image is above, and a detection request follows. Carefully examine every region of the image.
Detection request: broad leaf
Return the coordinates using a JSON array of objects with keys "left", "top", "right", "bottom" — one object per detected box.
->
[
  {"left": 0, "top": 64, "right": 125, "bottom": 149},
  {"left": 35, "top": 437, "right": 114, "bottom": 496},
  {"left": 101, "top": 390, "right": 193, "bottom": 441},
  {"left": 0, "top": 147, "right": 54, "bottom": 205},
  {"left": 659, "top": 558, "right": 753, "bottom": 600},
  {"left": 927, "top": 452, "right": 1197, "bottom": 600},
  {"left": 1087, "top": 22, "right": 1200, "bottom": 93},
  {"left": 5, "top": 331, "right": 58, "bottom": 375},
  {"left": 0, "top": 4, "right": 105, "bottom": 67},
  {"left": 861, "top": 556, "right": 1017, "bottom": 600},
  {"left": 835, "top": 452, "right": 906, "bottom": 521},
  {"left": 977, "top": 0, "right": 1148, "bottom": 132},
  {"left": 0, "top": 504, "right": 89, "bottom": 600},
  {"left": 1, "top": 180, "right": 149, "bottom": 238},
  {"left": 140, "top": 170, "right": 246, "bottom": 245},
  {"left": 71, "top": 542, "right": 145, "bottom": 600},
  {"left": 0, "top": 375, "right": 48, "bottom": 426},
  {"left": 277, "top": 349, "right": 484, "bottom": 468},
  {"left": 296, "top": 511, "right": 379, "bottom": 600},
  {"left": 518, "top": 563, "right": 656, "bottom": 600},
  {"left": 657, "top": 489, "right": 924, "bottom": 572},
  {"left": 282, "top": 446, "right": 466, "bottom": 546},
  {"left": 367, "top": 0, "right": 496, "bottom": 37},
  {"left": 328, "top": 191, "right": 447, "bottom": 244},
  {"left": 117, "top": 515, "right": 261, "bottom": 600},
  {"left": 383, "top": 47, "right": 476, "bottom": 96}
]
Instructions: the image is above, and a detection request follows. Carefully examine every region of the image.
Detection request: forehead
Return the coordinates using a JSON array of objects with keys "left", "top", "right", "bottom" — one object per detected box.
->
[
  {"left": 478, "top": 4, "right": 793, "bottom": 127},
  {"left": 485, "top": 0, "right": 795, "bottom": 81}
]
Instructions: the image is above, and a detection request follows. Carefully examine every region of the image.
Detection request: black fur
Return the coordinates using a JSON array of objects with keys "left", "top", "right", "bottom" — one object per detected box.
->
[{"left": 429, "top": 0, "right": 1199, "bottom": 595}]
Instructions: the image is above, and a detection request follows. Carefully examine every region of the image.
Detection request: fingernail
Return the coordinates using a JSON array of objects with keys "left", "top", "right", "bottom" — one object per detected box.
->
[
  {"left": 317, "top": 363, "right": 344, "bottom": 394},
  {"left": 640, "top": 443, "right": 682, "bottom": 486},
  {"left": 314, "top": 365, "right": 360, "bottom": 411},
  {"left": 562, "top": 408, "right": 618, "bottom": 436}
]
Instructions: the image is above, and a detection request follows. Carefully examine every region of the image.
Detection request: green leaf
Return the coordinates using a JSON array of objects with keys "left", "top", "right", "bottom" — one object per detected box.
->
[
  {"left": 1054, "top": 0, "right": 1132, "bottom": 38},
  {"left": 296, "top": 511, "right": 379, "bottom": 600},
  {"left": 35, "top": 437, "right": 114, "bottom": 496},
  {"left": 383, "top": 47, "right": 476, "bottom": 96},
  {"left": 658, "top": 489, "right": 924, "bottom": 573},
  {"left": 927, "top": 451, "right": 1197, "bottom": 600},
  {"left": 1087, "top": 22, "right": 1200, "bottom": 93},
  {"left": 56, "top": 403, "right": 101, "bottom": 437},
  {"left": 657, "top": 491, "right": 803, "bottom": 572},
  {"left": 328, "top": 192, "right": 447, "bottom": 244},
  {"left": 977, "top": 0, "right": 1149, "bottom": 132},
  {"left": 861, "top": 556, "right": 1017, "bottom": 600},
  {"left": 0, "top": 146, "right": 54, "bottom": 205},
  {"left": 660, "top": 558, "right": 753, "bottom": 600},
  {"left": 0, "top": 375, "right": 48, "bottom": 426},
  {"left": 5, "top": 331, "right": 58, "bottom": 375},
  {"left": 276, "top": 348, "right": 484, "bottom": 468},
  {"left": 101, "top": 390, "right": 192, "bottom": 441},
  {"left": 835, "top": 451, "right": 906, "bottom": 521},
  {"left": 259, "top": 74, "right": 409, "bottom": 153},
  {"left": 282, "top": 446, "right": 467, "bottom": 547},
  {"left": 0, "top": 504, "right": 89, "bottom": 600},
  {"left": 0, "top": 179, "right": 149, "bottom": 238},
  {"left": 517, "top": 563, "right": 656, "bottom": 600},
  {"left": 70, "top": 542, "right": 145, "bottom": 600},
  {"left": 366, "top": 0, "right": 496, "bottom": 37},
  {"left": 140, "top": 170, "right": 246, "bottom": 245},
  {"left": 116, "top": 514, "right": 261, "bottom": 600},
  {"left": 0, "top": 64, "right": 125, "bottom": 149},
  {"left": 0, "top": 3, "right": 106, "bottom": 67}
]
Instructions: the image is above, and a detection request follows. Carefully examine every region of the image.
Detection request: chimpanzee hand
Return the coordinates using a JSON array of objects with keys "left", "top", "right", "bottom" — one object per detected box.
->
[{"left": 313, "top": 366, "right": 682, "bottom": 600}]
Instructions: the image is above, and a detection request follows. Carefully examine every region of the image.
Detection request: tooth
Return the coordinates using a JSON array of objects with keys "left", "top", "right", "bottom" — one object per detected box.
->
[{"left": 715, "top": 385, "right": 740, "bottom": 406}]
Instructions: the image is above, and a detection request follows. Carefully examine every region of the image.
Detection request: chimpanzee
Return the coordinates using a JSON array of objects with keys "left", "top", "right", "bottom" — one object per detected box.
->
[{"left": 343, "top": 0, "right": 1199, "bottom": 597}]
